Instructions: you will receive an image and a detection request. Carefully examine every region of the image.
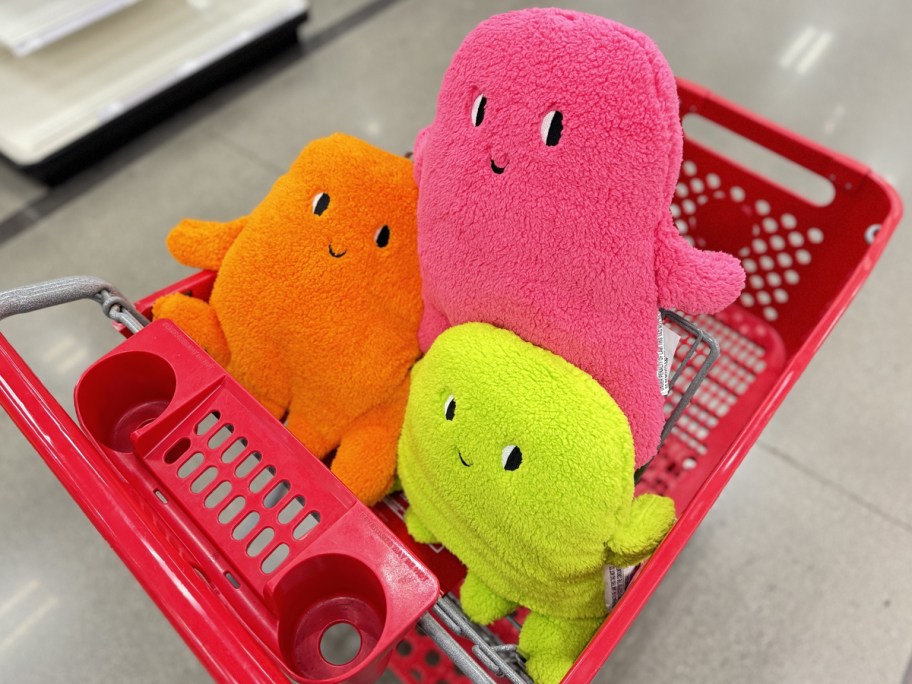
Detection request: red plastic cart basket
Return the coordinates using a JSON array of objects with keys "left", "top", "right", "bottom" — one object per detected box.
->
[{"left": 0, "top": 78, "right": 901, "bottom": 683}]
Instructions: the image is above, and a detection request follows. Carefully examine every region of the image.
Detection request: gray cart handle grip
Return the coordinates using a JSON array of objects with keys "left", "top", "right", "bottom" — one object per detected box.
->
[{"left": 0, "top": 276, "right": 149, "bottom": 333}]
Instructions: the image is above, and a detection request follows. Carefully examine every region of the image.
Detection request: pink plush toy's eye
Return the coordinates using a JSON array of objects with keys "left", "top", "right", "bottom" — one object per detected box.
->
[
  {"left": 471, "top": 94, "right": 487, "bottom": 127},
  {"left": 541, "top": 110, "right": 563, "bottom": 146},
  {"left": 312, "top": 192, "right": 330, "bottom": 216}
]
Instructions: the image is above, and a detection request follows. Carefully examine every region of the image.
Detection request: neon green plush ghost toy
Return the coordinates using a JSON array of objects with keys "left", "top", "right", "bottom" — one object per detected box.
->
[{"left": 398, "top": 323, "right": 677, "bottom": 684}]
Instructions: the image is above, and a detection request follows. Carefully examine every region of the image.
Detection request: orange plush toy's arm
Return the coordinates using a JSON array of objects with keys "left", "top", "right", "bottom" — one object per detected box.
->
[
  {"left": 166, "top": 217, "right": 247, "bottom": 270},
  {"left": 152, "top": 294, "right": 231, "bottom": 368},
  {"left": 331, "top": 377, "right": 411, "bottom": 506}
]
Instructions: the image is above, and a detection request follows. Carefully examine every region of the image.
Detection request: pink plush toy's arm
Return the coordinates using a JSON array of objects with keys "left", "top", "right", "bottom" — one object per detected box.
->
[
  {"left": 655, "top": 215, "right": 745, "bottom": 314},
  {"left": 412, "top": 125, "right": 431, "bottom": 186}
]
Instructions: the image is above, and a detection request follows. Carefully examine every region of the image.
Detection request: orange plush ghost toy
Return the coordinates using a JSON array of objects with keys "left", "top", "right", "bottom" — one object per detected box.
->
[{"left": 153, "top": 133, "right": 422, "bottom": 505}]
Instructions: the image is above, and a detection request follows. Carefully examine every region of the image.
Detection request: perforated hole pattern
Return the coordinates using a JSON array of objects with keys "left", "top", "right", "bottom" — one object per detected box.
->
[
  {"left": 671, "top": 160, "right": 825, "bottom": 323},
  {"left": 640, "top": 314, "right": 766, "bottom": 496},
  {"left": 168, "top": 411, "right": 323, "bottom": 577}
]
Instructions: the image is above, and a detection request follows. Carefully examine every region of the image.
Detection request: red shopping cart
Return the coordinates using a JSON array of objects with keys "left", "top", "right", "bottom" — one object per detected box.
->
[{"left": 0, "top": 79, "right": 901, "bottom": 683}]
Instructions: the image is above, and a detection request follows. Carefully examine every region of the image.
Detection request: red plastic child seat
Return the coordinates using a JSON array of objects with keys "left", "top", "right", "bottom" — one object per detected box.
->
[{"left": 74, "top": 318, "right": 439, "bottom": 684}]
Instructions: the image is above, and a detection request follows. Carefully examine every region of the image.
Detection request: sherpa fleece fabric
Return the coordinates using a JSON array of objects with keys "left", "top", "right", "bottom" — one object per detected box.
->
[
  {"left": 398, "top": 322, "right": 676, "bottom": 684},
  {"left": 413, "top": 9, "right": 745, "bottom": 468},
  {"left": 154, "top": 133, "right": 422, "bottom": 505}
]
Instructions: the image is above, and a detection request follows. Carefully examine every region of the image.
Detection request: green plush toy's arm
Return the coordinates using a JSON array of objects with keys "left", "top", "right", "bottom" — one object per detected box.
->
[
  {"left": 519, "top": 613, "right": 604, "bottom": 684},
  {"left": 604, "top": 493, "right": 676, "bottom": 568},
  {"left": 166, "top": 217, "right": 247, "bottom": 270},
  {"left": 404, "top": 507, "right": 439, "bottom": 544},
  {"left": 460, "top": 572, "right": 518, "bottom": 625}
]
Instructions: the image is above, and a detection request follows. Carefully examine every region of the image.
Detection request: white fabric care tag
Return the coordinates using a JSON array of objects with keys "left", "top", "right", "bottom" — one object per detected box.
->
[
  {"left": 657, "top": 312, "right": 681, "bottom": 396},
  {"left": 604, "top": 564, "right": 637, "bottom": 609},
  {"left": 661, "top": 322, "right": 681, "bottom": 396},
  {"left": 657, "top": 312, "right": 668, "bottom": 395}
]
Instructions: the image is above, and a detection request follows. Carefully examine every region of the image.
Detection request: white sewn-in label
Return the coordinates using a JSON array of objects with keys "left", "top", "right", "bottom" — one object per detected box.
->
[
  {"left": 657, "top": 311, "right": 669, "bottom": 395},
  {"left": 662, "top": 323, "right": 681, "bottom": 396},
  {"left": 604, "top": 564, "right": 637, "bottom": 609}
]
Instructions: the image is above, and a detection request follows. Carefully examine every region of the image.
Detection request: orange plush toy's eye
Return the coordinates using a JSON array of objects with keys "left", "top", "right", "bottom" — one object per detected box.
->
[
  {"left": 312, "top": 192, "right": 330, "bottom": 215},
  {"left": 375, "top": 225, "right": 390, "bottom": 248}
]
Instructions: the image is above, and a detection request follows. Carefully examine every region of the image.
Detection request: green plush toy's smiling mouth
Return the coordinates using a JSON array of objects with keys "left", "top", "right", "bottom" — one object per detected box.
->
[{"left": 457, "top": 450, "right": 473, "bottom": 467}]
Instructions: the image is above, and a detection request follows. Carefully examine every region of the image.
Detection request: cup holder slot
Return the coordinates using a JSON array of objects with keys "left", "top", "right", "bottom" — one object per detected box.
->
[
  {"left": 273, "top": 554, "right": 388, "bottom": 681},
  {"left": 76, "top": 351, "right": 177, "bottom": 453}
]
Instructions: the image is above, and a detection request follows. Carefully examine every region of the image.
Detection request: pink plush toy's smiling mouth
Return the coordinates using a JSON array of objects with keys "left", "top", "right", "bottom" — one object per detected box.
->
[
  {"left": 328, "top": 244, "right": 346, "bottom": 258},
  {"left": 490, "top": 159, "right": 506, "bottom": 174}
]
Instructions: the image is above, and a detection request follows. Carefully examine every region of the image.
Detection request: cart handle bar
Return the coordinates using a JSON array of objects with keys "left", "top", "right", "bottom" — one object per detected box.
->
[{"left": 0, "top": 275, "right": 149, "bottom": 333}]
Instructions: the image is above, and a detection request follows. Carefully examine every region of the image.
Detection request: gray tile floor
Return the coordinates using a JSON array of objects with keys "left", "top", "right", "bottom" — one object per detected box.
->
[{"left": 0, "top": 1, "right": 910, "bottom": 682}]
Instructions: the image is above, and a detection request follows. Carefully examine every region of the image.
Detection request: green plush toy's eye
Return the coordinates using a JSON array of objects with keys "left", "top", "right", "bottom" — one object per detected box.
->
[
  {"left": 472, "top": 94, "right": 487, "bottom": 127},
  {"left": 541, "top": 110, "right": 563, "bottom": 146},
  {"left": 375, "top": 225, "right": 390, "bottom": 248},
  {"left": 444, "top": 395, "right": 456, "bottom": 421},
  {"left": 501, "top": 445, "right": 522, "bottom": 471},
  {"left": 312, "top": 192, "right": 330, "bottom": 216}
]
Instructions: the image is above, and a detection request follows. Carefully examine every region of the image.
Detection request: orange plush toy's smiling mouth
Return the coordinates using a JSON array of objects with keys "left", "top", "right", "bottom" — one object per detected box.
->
[{"left": 328, "top": 244, "right": 346, "bottom": 258}]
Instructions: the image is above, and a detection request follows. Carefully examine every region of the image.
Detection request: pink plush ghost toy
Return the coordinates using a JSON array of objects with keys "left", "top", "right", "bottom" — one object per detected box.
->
[{"left": 414, "top": 9, "right": 745, "bottom": 468}]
